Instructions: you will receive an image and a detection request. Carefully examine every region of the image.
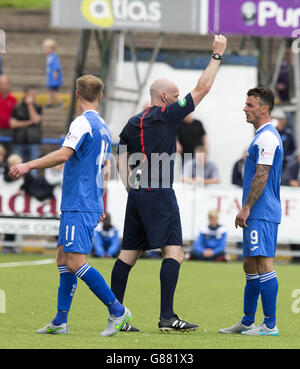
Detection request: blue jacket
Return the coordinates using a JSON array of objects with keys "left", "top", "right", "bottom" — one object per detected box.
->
[
  {"left": 93, "top": 225, "right": 120, "bottom": 257},
  {"left": 193, "top": 224, "right": 227, "bottom": 256}
]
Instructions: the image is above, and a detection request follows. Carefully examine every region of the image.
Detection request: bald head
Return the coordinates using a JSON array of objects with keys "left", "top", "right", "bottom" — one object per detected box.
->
[{"left": 150, "top": 78, "right": 179, "bottom": 107}]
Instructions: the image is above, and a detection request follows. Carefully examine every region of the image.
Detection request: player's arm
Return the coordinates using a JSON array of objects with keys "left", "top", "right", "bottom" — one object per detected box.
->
[
  {"left": 190, "top": 35, "right": 227, "bottom": 107},
  {"left": 235, "top": 164, "right": 271, "bottom": 228},
  {"left": 9, "top": 146, "right": 74, "bottom": 180}
]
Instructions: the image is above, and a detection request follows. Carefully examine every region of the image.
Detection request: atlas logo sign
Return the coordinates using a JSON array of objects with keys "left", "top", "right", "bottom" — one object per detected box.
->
[
  {"left": 81, "top": 0, "right": 162, "bottom": 28},
  {"left": 242, "top": 1, "right": 300, "bottom": 28}
]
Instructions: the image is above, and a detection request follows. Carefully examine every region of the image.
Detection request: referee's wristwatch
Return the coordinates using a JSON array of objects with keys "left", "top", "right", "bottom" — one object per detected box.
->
[{"left": 212, "top": 53, "right": 223, "bottom": 61}]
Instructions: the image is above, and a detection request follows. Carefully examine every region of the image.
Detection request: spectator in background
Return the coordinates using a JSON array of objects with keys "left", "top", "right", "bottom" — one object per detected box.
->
[
  {"left": 272, "top": 107, "right": 296, "bottom": 172},
  {"left": 0, "top": 74, "right": 17, "bottom": 154},
  {"left": 0, "top": 144, "right": 6, "bottom": 176},
  {"left": 276, "top": 48, "right": 295, "bottom": 130},
  {"left": 3, "top": 153, "right": 53, "bottom": 203},
  {"left": 3, "top": 153, "right": 22, "bottom": 183},
  {"left": 276, "top": 48, "right": 295, "bottom": 104},
  {"left": 45, "top": 163, "right": 64, "bottom": 188},
  {"left": 0, "top": 54, "right": 3, "bottom": 75},
  {"left": 232, "top": 148, "right": 248, "bottom": 187},
  {"left": 92, "top": 213, "right": 120, "bottom": 258},
  {"left": 177, "top": 113, "right": 208, "bottom": 163},
  {"left": 190, "top": 209, "right": 227, "bottom": 261},
  {"left": 42, "top": 39, "right": 63, "bottom": 109},
  {"left": 10, "top": 86, "right": 42, "bottom": 177},
  {"left": 182, "top": 145, "right": 219, "bottom": 185},
  {"left": 281, "top": 150, "right": 300, "bottom": 187}
]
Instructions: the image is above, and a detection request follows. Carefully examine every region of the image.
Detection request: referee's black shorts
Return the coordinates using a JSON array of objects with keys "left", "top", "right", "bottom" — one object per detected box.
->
[{"left": 122, "top": 188, "right": 183, "bottom": 251}]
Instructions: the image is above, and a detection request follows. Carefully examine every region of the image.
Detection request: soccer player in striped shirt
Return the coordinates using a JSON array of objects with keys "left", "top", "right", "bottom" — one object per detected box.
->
[
  {"left": 219, "top": 87, "right": 283, "bottom": 336},
  {"left": 9, "top": 75, "right": 131, "bottom": 337}
]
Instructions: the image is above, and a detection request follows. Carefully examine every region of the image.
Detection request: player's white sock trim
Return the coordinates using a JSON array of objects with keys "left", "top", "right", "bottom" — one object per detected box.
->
[
  {"left": 75, "top": 263, "right": 91, "bottom": 279},
  {"left": 246, "top": 273, "right": 259, "bottom": 280},
  {"left": 260, "top": 271, "right": 277, "bottom": 283}
]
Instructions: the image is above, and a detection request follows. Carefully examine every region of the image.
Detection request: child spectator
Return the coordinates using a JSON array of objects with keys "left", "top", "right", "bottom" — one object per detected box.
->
[
  {"left": 42, "top": 39, "right": 63, "bottom": 108},
  {"left": 92, "top": 213, "right": 120, "bottom": 258},
  {"left": 190, "top": 209, "right": 227, "bottom": 261}
]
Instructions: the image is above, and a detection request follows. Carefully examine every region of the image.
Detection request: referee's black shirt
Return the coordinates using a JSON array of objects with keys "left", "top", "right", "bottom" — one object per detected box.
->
[{"left": 119, "top": 93, "right": 195, "bottom": 189}]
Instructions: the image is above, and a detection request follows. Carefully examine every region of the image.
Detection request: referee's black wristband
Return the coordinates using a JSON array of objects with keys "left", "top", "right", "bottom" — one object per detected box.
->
[{"left": 212, "top": 53, "right": 223, "bottom": 61}]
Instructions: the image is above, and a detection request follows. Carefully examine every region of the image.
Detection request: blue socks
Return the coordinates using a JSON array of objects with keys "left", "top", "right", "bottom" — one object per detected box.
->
[
  {"left": 242, "top": 270, "right": 278, "bottom": 329},
  {"left": 52, "top": 265, "right": 77, "bottom": 326},
  {"left": 242, "top": 273, "right": 260, "bottom": 326},
  {"left": 75, "top": 263, "right": 124, "bottom": 317},
  {"left": 260, "top": 271, "right": 278, "bottom": 329},
  {"left": 53, "top": 263, "right": 124, "bottom": 326}
]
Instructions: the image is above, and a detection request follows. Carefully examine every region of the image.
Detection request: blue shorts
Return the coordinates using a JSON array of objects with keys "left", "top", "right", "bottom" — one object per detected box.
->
[
  {"left": 48, "top": 85, "right": 61, "bottom": 91},
  {"left": 57, "top": 211, "right": 101, "bottom": 254},
  {"left": 243, "top": 219, "right": 279, "bottom": 258},
  {"left": 122, "top": 188, "right": 182, "bottom": 251}
]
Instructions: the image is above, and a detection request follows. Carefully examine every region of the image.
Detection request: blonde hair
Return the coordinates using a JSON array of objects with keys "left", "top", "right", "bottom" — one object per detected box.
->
[
  {"left": 208, "top": 209, "right": 219, "bottom": 218},
  {"left": 7, "top": 154, "right": 22, "bottom": 168},
  {"left": 42, "top": 38, "right": 56, "bottom": 50},
  {"left": 76, "top": 75, "right": 104, "bottom": 103}
]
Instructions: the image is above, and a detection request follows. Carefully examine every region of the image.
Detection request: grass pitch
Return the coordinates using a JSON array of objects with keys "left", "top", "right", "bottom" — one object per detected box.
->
[{"left": 0, "top": 253, "right": 299, "bottom": 349}]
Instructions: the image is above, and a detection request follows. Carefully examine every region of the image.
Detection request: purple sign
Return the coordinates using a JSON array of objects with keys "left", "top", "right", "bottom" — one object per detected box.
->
[{"left": 209, "top": 0, "right": 300, "bottom": 37}]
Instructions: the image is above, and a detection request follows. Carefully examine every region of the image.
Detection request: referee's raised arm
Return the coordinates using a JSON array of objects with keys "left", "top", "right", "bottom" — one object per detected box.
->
[{"left": 191, "top": 35, "right": 227, "bottom": 107}]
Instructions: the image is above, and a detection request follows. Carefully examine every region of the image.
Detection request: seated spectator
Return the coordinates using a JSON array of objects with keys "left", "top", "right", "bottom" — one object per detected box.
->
[
  {"left": 232, "top": 148, "right": 247, "bottom": 187},
  {"left": 0, "top": 74, "right": 17, "bottom": 154},
  {"left": 281, "top": 151, "right": 300, "bottom": 187},
  {"left": 45, "top": 164, "right": 64, "bottom": 187},
  {"left": 190, "top": 209, "right": 227, "bottom": 261},
  {"left": 182, "top": 145, "right": 219, "bottom": 185},
  {"left": 92, "top": 213, "right": 120, "bottom": 258},
  {"left": 177, "top": 113, "right": 208, "bottom": 161},
  {"left": 3, "top": 153, "right": 23, "bottom": 183},
  {"left": 3, "top": 154, "right": 53, "bottom": 202},
  {"left": 21, "top": 173, "right": 54, "bottom": 201},
  {"left": 10, "top": 85, "right": 42, "bottom": 176},
  {"left": 272, "top": 107, "right": 296, "bottom": 171},
  {"left": 0, "top": 144, "right": 6, "bottom": 176}
]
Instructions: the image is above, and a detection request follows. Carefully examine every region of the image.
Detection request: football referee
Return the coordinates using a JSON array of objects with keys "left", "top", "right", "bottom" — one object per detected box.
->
[{"left": 111, "top": 35, "right": 227, "bottom": 332}]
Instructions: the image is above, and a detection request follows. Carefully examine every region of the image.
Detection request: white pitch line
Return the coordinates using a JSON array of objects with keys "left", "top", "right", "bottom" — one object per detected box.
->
[{"left": 0, "top": 259, "right": 56, "bottom": 268}]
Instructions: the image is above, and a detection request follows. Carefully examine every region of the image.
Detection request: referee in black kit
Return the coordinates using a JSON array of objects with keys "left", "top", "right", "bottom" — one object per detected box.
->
[{"left": 111, "top": 35, "right": 227, "bottom": 332}]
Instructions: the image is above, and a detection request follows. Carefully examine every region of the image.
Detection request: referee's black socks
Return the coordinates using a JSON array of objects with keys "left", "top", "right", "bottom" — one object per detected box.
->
[
  {"left": 160, "top": 258, "right": 180, "bottom": 320},
  {"left": 111, "top": 258, "right": 132, "bottom": 304}
]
